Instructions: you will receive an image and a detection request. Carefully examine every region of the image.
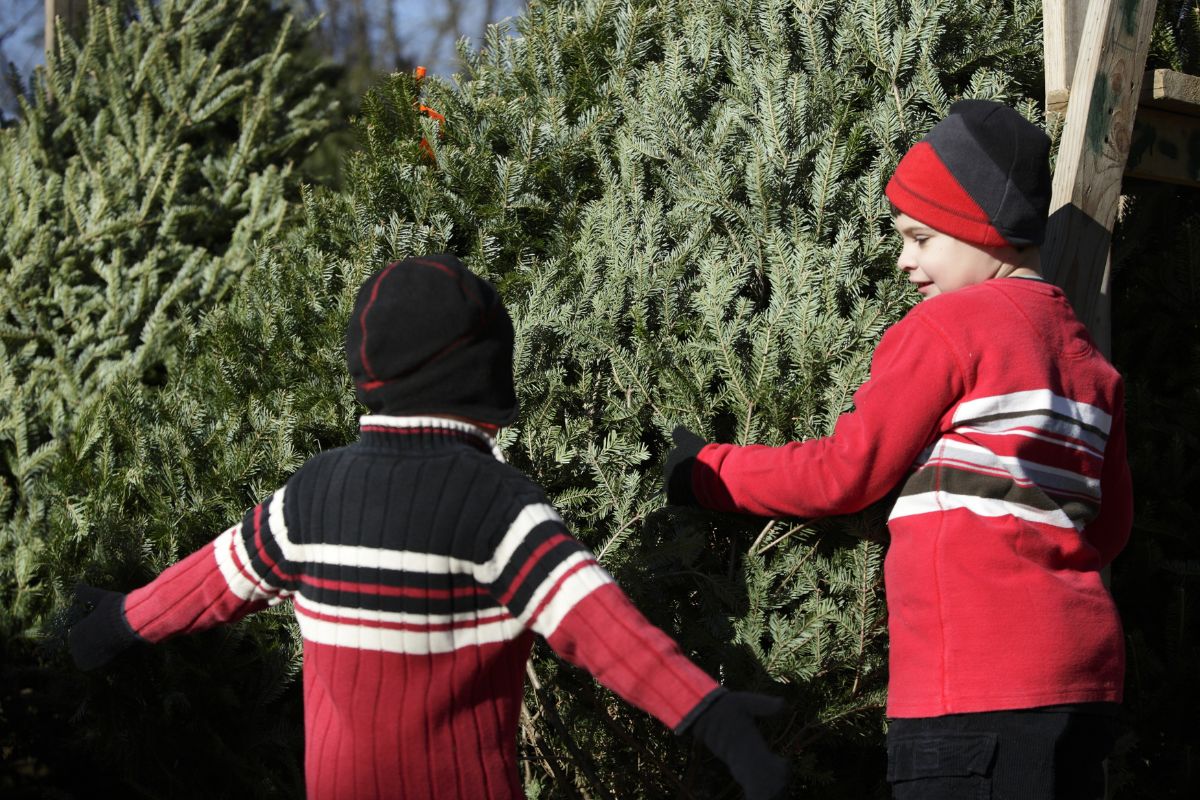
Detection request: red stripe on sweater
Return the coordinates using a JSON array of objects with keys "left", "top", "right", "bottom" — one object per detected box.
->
[
  {"left": 496, "top": 532, "right": 573, "bottom": 606},
  {"left": 297, "top": 605, "right": 514, "bottom": 633},
  {"left": 360, "top": 426, "right": 475, "bottom": 436},
  {"left": 359, "top": 426, "right": 492, "bottom": 452},
  {"left": 301, "top": 574, "right": 490, "bottom": 599},
  {"left": 250, "top": 502, "right": 300, "bottom": 582},
  {"left": 923, "top": 458, "right": 1029, "bottom": 483},
  {"left": 229, "top": 523, "right": 269, "bottom": 592},
  {"left": 957, "top": 426, "right": 1104, "bottom": 460},
  {"left": 922, "top": 456, "right": 1101, "bottom": 499},
  {"left": 524, "top": 557, "right": 598, "bottom": 629}
]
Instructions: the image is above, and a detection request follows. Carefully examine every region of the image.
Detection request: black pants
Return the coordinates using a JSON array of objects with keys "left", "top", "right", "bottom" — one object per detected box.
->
[{"left": 886, "top": 705, "right": 1122, "bottom": 800}]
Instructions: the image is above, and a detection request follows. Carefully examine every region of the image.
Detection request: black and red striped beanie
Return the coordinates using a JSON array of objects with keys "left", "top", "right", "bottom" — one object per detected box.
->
[
  {"left": 345, "top": 254, "right": 518, "bottom": 425},
  {"left": 885, "top": 100, "right": 1052, "bottom": 247}
]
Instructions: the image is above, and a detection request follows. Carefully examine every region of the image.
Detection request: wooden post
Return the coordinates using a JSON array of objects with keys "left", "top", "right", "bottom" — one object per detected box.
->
[
  {"left": 44, "top": 0, "right": 89, "bottom": 58},
  {"left": 1043, "top": 0, "right": 1091, "bottom": 114},
  {"left": 1040, "top": 0, "right": 1158, "bottom": 356}
]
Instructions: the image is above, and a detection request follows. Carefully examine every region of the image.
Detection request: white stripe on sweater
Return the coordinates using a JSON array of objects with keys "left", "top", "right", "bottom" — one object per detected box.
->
[
  {"left": 303, "top": 543, "right": 481, "bottom": 575},
  {"left": 525, "top": 558, "right": 614, "bottom": 638},
  {"left": 294, "top": 593, "right": 514, "bottom": 627},
  {"left": 214, "top": 524, "right": 281, "bottom": 603},
  {"left": 953, "top": 389, "right": 1111, "bottom": 450},
  {"left": 291, "top": 538, "right": 610, "bottom": 647},
  {"left": 294, "top": 606, "right": 527, "bottom": 654},
  {"left": 298, "top": 502, "right": 562, "bottom": 582},
  {"left": 955, "top": 422, "right": 1105, "bottom": 458},
  {"left": 267, "top": 487, "right": 300, "bottom": 562},
  {"left": 360, "top": 414, "right": 507, "bottom": 462},
  {"left": 476, "top": 503, "right": 563, "bottom": 584},
  {"left": 889, "top": 491, "right": 1076, "bottom": 529}
]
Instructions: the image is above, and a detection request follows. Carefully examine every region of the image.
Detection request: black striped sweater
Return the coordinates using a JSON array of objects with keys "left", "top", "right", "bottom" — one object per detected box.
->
[{"left": 121, "top": 416, "right": 719, "bottom": 799}]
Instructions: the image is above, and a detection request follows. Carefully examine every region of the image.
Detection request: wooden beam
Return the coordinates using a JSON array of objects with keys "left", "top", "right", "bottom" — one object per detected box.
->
[
  {"left": 1044, "top": 1, "right": 1092, "bottom": 114},
  {"left": 44, "top": 0, "right": 89, "bottom": 58},
  {"left": 1127, "top": 69, "right": 1200, "bottom": 187},
  {"left": 1139, "top": 68, "right": 1200, "bottom": 116},
  {"left": 1041, "top": 0, "right": 1158, "bottom": 355},
  {"left": 1127, "top": 107, "right": 1200, "bottom": 187}
]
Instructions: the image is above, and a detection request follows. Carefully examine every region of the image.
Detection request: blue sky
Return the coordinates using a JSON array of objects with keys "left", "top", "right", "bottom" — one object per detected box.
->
[
  {"left": 0, "top": 1, "right": 41, "bottom": 118},
  {"left": 2, "top": 1, "right": 526, "bottom": 119}
]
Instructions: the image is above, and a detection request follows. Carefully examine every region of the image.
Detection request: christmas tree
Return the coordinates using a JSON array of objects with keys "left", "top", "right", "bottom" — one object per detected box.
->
[{"left": 0, "top": 0, "right": 336, "bottom": 793}]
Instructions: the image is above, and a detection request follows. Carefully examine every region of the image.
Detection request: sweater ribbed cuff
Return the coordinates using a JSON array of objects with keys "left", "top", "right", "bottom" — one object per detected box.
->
[{"left": 674, "top": 686, "right": 727, "bottom": 735}]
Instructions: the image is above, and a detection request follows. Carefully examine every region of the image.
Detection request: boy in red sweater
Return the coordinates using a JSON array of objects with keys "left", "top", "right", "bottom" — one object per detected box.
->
[
  {"left": 665, "top": 100, "right": 1131, "bottom": 800},
  {"left": 69, "top": 254, "right": 789, "bottom": 799}
]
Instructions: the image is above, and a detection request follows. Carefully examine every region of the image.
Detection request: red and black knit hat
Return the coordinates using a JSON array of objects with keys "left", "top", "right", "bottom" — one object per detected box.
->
[
  {"left": 885, "top": 99, "right": 1052, "bottom": 247},
  {"left": 345, "top": 254, "right": 518, "bottom": 425}
]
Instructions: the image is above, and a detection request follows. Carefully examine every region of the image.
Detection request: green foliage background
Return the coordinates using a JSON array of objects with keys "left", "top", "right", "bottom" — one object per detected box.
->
[
  {"left": 4, "top": 0, "right": 1198, "bottom": 798},
  {"left": 0, "top": 0, "right": 336, "bottom": 794}
]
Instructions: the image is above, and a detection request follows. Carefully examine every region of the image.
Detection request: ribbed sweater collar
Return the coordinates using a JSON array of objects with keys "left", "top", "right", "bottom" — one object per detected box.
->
[{"left": 357, "top": 415, "right": 505, "bottom": 462}]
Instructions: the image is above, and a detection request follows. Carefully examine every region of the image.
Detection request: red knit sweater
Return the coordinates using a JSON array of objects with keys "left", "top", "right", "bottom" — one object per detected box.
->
[
  {"left": 120, "top": 416, "right": 718, "bottom": 798},
  {"left": 692, "top": 278, "right": 1131, "bottom": 717}
]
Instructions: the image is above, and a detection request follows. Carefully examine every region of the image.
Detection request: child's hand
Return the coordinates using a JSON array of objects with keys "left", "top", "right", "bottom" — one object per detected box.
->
[
  {"left": 663, "top": 425, "right": 707, "bottom": 506},
  {"left": 68, "top": 584, "right": 139, "bottom": 670},
  {"left": 686, "top": 690, "right": 791, "bottom": 799}
]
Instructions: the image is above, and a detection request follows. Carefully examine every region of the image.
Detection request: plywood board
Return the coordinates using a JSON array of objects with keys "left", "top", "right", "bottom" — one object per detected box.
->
[{"left": 1127, "top": 106, "right": 1200, "bottom": 186}]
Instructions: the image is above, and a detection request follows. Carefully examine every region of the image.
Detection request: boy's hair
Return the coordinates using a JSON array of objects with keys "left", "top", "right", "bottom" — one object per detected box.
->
[
  {"left": 344, "top": 254, "right": 519, "bottom": 425},
  {"left": 886, "top": 100, "right": 1051, "bottom": 248}
]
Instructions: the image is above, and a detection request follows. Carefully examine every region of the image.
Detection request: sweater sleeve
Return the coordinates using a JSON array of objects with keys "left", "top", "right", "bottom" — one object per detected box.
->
[
  {"left": 122, "top": 488, "right": 302, "bottom": 642},
  {"left": 693, "top": 313, "right": 965, "bottom": 518},
  {"left": 475, "top": 498, "right": 719, "bottom": 730},
  {"left": 1086, "top": 388, "right": 1133, "bottom": 566}
]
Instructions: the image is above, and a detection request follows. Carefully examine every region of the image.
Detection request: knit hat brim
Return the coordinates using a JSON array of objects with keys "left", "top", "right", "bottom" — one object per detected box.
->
[{"left": 885, "top": 141, "right": 1010, "bottom": 248}]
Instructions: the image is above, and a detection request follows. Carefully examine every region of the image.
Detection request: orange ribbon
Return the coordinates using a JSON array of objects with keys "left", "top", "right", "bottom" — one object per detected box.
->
[{"left": 414, "top": 66, "right": 443, "bottom": 162}]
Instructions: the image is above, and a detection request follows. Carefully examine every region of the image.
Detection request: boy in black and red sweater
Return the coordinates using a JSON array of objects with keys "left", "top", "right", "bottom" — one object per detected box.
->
[
  {"left": 665, "top": 101, "right": 1131, "bottom": 800},
  {"left": 69, "top": 254, "right": 789, "bottom": 799}
]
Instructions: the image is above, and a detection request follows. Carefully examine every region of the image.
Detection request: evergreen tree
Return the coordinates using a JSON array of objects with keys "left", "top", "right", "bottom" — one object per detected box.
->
[{"left": 0, "top": 0, "right": 336, "bottom": 794}]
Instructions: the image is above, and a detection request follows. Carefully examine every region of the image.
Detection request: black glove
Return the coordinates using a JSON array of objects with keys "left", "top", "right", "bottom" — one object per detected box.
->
[
  {"left": 663, "top": 425, "right": 707, "bottom": 506},
  {"left": 68, "top": 584, "right": 140, "bottom": 670},
  {"left": 684, "top": 689, "right": 790, "bottom": 800}
]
